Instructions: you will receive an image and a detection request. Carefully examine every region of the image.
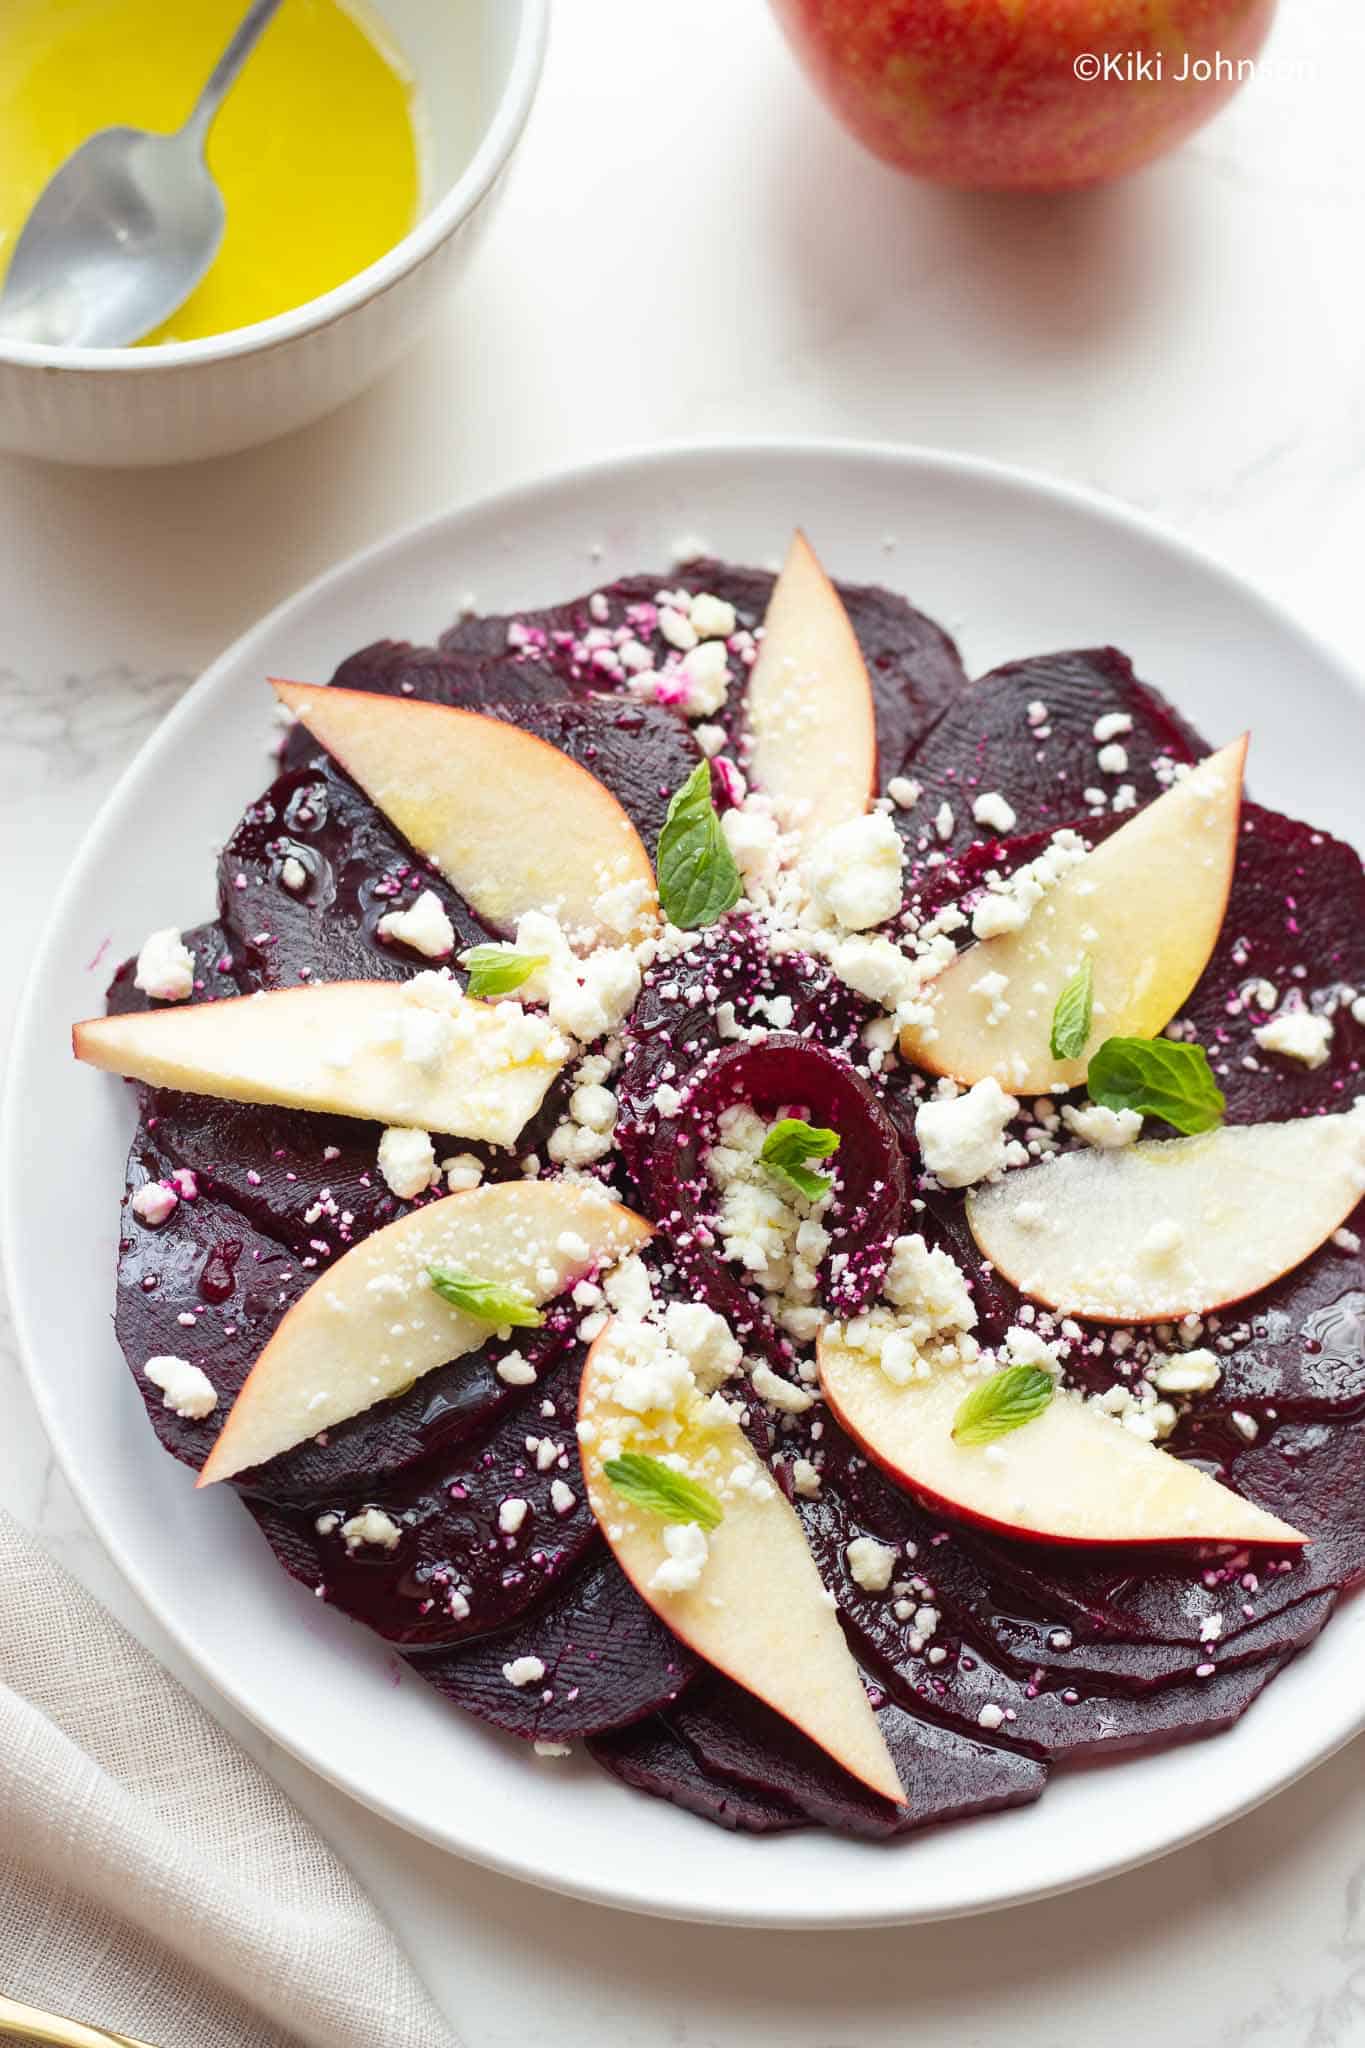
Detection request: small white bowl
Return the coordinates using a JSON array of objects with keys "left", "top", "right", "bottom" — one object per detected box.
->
[{"left": 0, "top": 0, "right": 547, "bottom": 467}]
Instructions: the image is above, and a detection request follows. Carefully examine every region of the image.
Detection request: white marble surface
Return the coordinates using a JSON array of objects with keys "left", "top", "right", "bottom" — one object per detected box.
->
[{"left": 3, "top": 2, "right": 1365, "bottom": 2041}]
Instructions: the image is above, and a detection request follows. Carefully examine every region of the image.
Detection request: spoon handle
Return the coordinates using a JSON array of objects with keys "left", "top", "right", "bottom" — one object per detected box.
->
[{"left": 183, "top": 0, "right": 285, "bottom": 143}]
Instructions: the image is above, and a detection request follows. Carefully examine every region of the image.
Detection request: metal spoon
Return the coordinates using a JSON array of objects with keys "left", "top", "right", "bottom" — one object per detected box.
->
[{"left": 0, "top": 0, "right": 284, "bottom": 348}]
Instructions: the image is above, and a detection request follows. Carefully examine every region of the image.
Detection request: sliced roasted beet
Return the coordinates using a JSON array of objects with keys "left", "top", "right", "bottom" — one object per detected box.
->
[
  {"left": 1178, "top": 803, "right": 1364, "bottom": 1122},
  {"left": 115, "top": 1168, "right": 308, "bottom": 1474},
  {"left": 217, "top": 757, "right": 488, "bottom": 995},
  {"left": 327, "top": 638, "right": 572, "bottom": 711},
  {"left": 481, "top": 698, "right": 700, "bottom": 849},
  {"left": 673, "top": 1676, "right": 1046, "bottom": 1838},
  {"left": 984, "top": 1589, "right": 1335, "bottom": 1694},
  {"left": 649, "top": 1034, "right": 907, "bottom": 1331},
  {"left": 245, "top": 1374, "right": 595, "bottom": 1650},
  {"left": 616, "top": 918, "right": 873, "bottom": 1199},
  {"left": 588, "top": 1717, "right": 808, "bottom": 1834},
  {"left": 422, "top": 1549, "right": 699, "bottom": 1741},
  {"left": 903, "top": 647, "right": 1205, "bottom": 854},
  {"left": 440, "top": 559, "right": 968, "bottom": 790}
]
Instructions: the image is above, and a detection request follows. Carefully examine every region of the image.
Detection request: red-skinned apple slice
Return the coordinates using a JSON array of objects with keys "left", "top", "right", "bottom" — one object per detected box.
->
[
  {"left": 74, "top": 979, "right": 568, "bottom": 1148},
  {"left": 199, "top": 1182, "right": 650, "bottom": 1486},
  {"left": 901, "top": 737, "right": 1247, "bottom": 1093},
  {"left": 744, "top": 531, "right": 878, "bottom": 842},
  {"left": 818, "top": 1333, "right": 1307, "bottom": 1551},
  {"left": 579, "top": 1314, "right": 904, "bottom": 1808},
  {"left": 273, "top": 680, "right": 659, "bottom": 946},
  {"left": 967, "top": 1107, "right": 1365, "bottom": 1324}
]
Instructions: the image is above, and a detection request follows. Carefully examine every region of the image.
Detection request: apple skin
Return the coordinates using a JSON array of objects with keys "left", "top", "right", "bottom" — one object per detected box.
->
[{"left": 770, "top": 0, "right": 1278, "bottom": 192}]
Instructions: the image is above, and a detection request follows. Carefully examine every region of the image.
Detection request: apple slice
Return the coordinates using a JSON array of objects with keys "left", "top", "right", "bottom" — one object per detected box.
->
[
  {"left": 967, "top": 1106, "right": 1365, "bottom": 1323},
  {"left": 900, "top": 738, "right": 1247, "bottom": 1094},
  {"left": 199, "top": 1182, "right": 650, "bottom": 1486},
  {"left": 818, "top": 1333, "right": 1307, "bottom": 1550},
  {"left": 74, "top": 979, "right": 568, "bottom": 1148},
  {"left": 579, "top": 1315, "right": 904, "bottom": 1807},
  {"left": 744, "top": 531, "right": 878, "bottom": 843},
  {"left": 274, "top": 680, "right": 659, "bottom": 946}
]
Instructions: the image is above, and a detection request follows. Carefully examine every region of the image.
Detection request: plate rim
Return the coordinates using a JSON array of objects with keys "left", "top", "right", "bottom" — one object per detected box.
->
[{"left": 5, "top": 435, "right": 1363, "bottom": 1928}]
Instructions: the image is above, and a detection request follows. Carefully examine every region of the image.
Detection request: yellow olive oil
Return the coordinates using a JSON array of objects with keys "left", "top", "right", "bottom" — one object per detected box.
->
[{"left": 0, "top": 0, "right": 422, "bottom": 343}]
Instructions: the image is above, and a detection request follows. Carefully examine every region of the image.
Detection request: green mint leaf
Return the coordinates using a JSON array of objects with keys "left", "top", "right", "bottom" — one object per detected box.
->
[
  {"left": 463, "top": 946, "right": 548, "bottom": 998},
  {"left": 1086, "top": 1036, "right": 1225, "bottom": 1135},
  {"left": 952, "top": 1365, "right": 1056, "bottom": 1447},
  {"left": 1050, "top": 955, "right": 1094, "bottom": 1061},
  {"left": 656, "top": 761, "right": 742, "bottom": 931},
  {"left": 760, "top": 1117, "right": 841, "bottom": 1203},
  {"left": 427, "top": 1265, "right": 545, "bottom": 1328},
  {"left": 604, "top": 1452, "right": 724, "bottom": 1531}
]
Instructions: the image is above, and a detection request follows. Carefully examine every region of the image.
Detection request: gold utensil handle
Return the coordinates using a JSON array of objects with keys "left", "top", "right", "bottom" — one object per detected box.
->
[{"left": 0, "top": 1994, "right": 160, "bottom": 2048}]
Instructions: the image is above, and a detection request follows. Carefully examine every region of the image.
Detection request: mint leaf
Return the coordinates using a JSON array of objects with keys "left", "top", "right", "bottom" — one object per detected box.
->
[
  {"left": 1050, "top": 955, "right": 1094, "bottom": 1061},
  {"left": 463, "top": 946, "right": 548, "bottom": 998},
  {"left": 760, "top": 1117, "right": 840, "bottom": 1203},
  {"left": 656, "top": 761, "right": 742, "bottom": 930},
  {"left": 1087, "top": 1036, "right": 1225, "bottom": 1135},
  {"left": 427, "top": 1265, "right": 545, "bottom": 1328},
  {"left": 604, "top": 1452, "right": 724, "bottom": 1531},
  {"left": 952, "top": 1365, "right": 1055, "bottom": 1447}
]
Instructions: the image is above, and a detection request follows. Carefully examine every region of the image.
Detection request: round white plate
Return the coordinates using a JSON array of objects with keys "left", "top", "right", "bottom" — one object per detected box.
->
[{"left": 5, "top": 442, "right": 1362, "bottom": 1927}]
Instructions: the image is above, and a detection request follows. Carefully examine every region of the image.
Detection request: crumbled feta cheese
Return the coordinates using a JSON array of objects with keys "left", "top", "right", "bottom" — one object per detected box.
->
[
  {"left": 750, "top": 1360, "right": 815, "bottom": 1413},
  {"left": 658, "top": 605, "right": 698, "bottom": 651},
  {"left": 791, "top": 1458, "right": 822, "bottom": 1497},
  {"left": 650, "top": 1521, "right": 710, "bottom": 1593},
  {"left": 1097, "top": 743, "right": 1129, "bottom": 775},
  {"left": 570, "top": 1081, "right": 618, "bottom": 1133},
  {"left": 497, "top": 1352, "right": 537, "bottom": 1387},
  {"left": 887, "top": 777, "right": 920, "bottom": 810},
  {"left": 934, "top": 801, "right": 955, "bottom": 842},
  {"left": 133, "top": 927, "right": 195, "bottom": 1003},
  {"left": 916, "top": 1078, "right": 1019, "bottom": 1188},
  {"left": 1093, "top": 713, "right": 1134, "bottom": 743},
  {"left": 143, "top": 1354, "right": 217, "bottom": 1420},
  {"left": 378, "top": 888, "right": 456, "bottom": 959},
  {"left": 131, "top": 1181, "right": 178, "bottom": 1227},
  {"left": 502, "top": 1656, "right": 546, "bottom": 1687},
  {"left": 377, "top": 1126, "right": 438, "bottom": 1199},
  {"left": 845, "top": 1535, "right": 897, "bottom": 1593},
  {"left": 550, "top": 1479, "right": 576, "bottom": 1515},
  {"left": 442, "top": 1152, "right": 485, "bottom": 1193},
  {"left": 688, "top": 592, "right": 737, "bottom": 640},
  {"left": 281, "top": 855, "right": 308, "bottom": 893},
  {"left": 663, "top": 1301, "right": 742, "bottom": 1390},
  {"left": 972, "top": 792, "right": 1017, "bottom": 835},
  {"left": 498, "top": 1498, "right": 529, "bottom": 1535},
  {"left": 676, "top": 640, "right": 731, "bottom": 716},
  {"left": 970, "top": 829, "right": 1087, "bottom": 942},
  {"left": 1253, "top": 1010, "right": 1333, "bottom": 1069},
  {"left": 1151, "top": 1349, "right": 1222, "bottom": 1394},
  {"left": 1062, "top": 1102, "right": 1143, "bottom": 1149},
  {"left": 977, "top": 1703, "right": 1006, "bottom": 1732},
  {"left": 805, "top": 811, "right": 905, "bottom": 931},
  {"left": 341, "top": 1507, "right": 401, "bottom": 1552}
]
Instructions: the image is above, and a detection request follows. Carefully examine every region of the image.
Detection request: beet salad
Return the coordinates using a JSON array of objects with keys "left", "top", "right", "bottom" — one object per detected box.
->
[{"left": 75, "top": 532, "right": 1365, "bottom": 1842}]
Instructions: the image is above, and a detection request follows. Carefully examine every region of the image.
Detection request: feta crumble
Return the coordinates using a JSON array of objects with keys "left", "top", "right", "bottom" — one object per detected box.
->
[
  {"left": 916, "top": 1078, "right": 1019, "bottom": 1188},
  {"left": 133, "top": 927, "right": 196, "bottom": 1003},
  {"left": 377, "top": 1126, "right": 439, "bottom": 1199},
  {"left": 143, "top": 1354, "right": 217, "bottom": 1420},
  {"left": 378, "top": 888, "right": 456, "bottom": 959}
]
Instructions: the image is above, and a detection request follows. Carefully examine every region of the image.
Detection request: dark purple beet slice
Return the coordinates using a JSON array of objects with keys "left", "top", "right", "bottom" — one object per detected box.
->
[
  {"left": 616, "top": 916, "right": 874, "bottom": 1201},
  {"left": 245, "top": 1374, "right": 595, "bottom": 1649},
  {"left": 903, "top": 647, "right": 1205, "bottom": 854},
  {"left": 481, "top": 698, "right": 700, "bottom": 850},
  {"left": 440, "top": 559, "right": 968, "bottom": 790},
  {"left": 422, "top": 1549, "right": 698, "bottom": 1741},
  {"left": 588, "top": 1718, "right": 808, "bottom": 1834},
  {"left": 673, "top": 1678, "right": 1046, "bottom": 1838},
  {"left": 117, "top": 1125, "right": 579, "bottom": 1499},
  {"left": 218, "top": 758, "right": 488, "bottom": 995},
  {"left": 649, "top": 1033, "right": 907, "bottom": 1331},
  {"left": 115, "top": 1165, "right": 308, "bottom": 1474},
  {"left": 1179, "top": 803, "right": 1364, "bottom": 1122},
  {"left": 327, "top": 638, "right": 571, "bottom": 711}
]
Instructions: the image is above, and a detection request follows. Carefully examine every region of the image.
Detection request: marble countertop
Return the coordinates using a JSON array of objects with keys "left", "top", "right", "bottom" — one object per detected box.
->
[{"left": 4, "top": 3, "right": 1364, "bottom": 2041}]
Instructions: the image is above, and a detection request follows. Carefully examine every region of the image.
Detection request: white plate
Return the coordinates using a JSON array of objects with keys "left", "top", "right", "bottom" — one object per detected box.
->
[{"left": 5, "top": 442, "right": 1363, "bottom": 1927}]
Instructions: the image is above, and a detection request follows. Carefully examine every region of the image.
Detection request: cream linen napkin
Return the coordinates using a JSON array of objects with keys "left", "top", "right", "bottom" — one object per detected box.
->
[{"left": 0, "top": 1510, "right": 457, "bottom": 2048}]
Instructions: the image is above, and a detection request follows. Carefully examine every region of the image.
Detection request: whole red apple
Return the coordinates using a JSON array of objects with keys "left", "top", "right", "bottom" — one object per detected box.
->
[{"left": 770, "top": 0, "right": 1279, "bottom": 190}]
